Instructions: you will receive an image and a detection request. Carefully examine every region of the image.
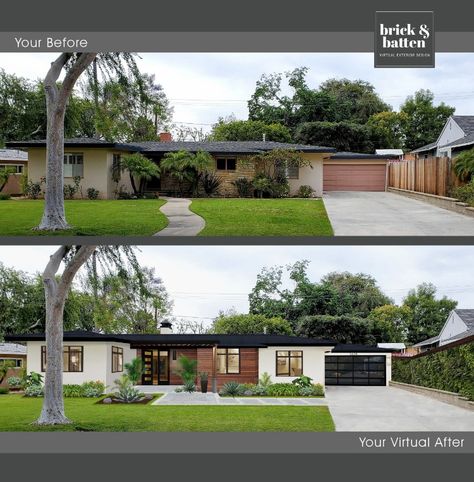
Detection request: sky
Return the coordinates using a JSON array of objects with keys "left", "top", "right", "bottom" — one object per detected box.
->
[
  {"left": 0, "top": 245, "right": 472, "bottom": 327},
  {"left": 1, "top": 52, "right": 474, "bottom": 133}
]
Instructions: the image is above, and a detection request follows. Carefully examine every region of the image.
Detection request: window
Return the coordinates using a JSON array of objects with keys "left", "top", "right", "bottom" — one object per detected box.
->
[
  {"left": 0, "top": 358, "right": 23, "bottom": 368},
  {"left": 276, "top": 350, "right": 303, "bottom": 377},
  {"left": 216, "top": 157, "right": 237, "bottom": 171},
  {"left": 112, "top": 346, "right": 123, "bottom": 373},
  {"left": 0, "top": 164, "right": 24, "bottom": 174},
  {"left": 64, "top": 153, "right": 84, "bottom": 177},
  {"left": 41, "top": 346, "right": 83, "bottom": 372},
  {"left": 275, "top": 160, "right": 299, "bottom": 179},
  {"left": 216, "top": 348, "right": 240, "bottom": 374},
  {"left": 112, "top": 154, "right": 122, "bottom": 183}
]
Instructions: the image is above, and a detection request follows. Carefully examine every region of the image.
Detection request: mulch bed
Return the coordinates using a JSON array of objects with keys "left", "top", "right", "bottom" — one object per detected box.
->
[{"left": 95, "top": 395, "right": 156, "bottom": 405}]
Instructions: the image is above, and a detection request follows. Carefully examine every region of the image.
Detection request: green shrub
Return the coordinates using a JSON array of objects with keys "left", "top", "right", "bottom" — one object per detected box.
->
[
  {"left": 175, "top": 355, "right": 197, "bottom": 384},
  {"left": 258, "top": 372, "right": 273, "bottom": 388},
  {"left": 232, "top": 177, "right": 254, "bottom": 198},
  {"left": 267, "top": 383, "right": 300, "bottom": 397},
  {"left": 63, "top": 384, "right": 84, "bottom": 397},
  {"left": 125, "top": 357, "right": 144, "bottom": 385},
  {"left": 182, "top": 380, "right": 196, "bottom": 393},
  {"left": 87, "top": 187, "right": 100, "bottom": 200},
  {"left": 81, "top": 381, "right": 105, "bottom": 397},
  {"left": 25, "top": 371, "right": 43, "bottom": 388},
  {"left": 292, "top": 375, "right": 313, "bottom": 388},
  {"left": 113, "top": 375, "right": 143, "bottom": 403},
  {"left": 7, "top": 376, "right": 23, "bottom": 388},
  {"left": 299, "top": 383, "right": 325, "bottom": 397},
  {"left": 296, "top": 185, "right": 315, "bottom": 198},
  {"left": 219, "top": 381, "right": 244, "bottom": 397},
  {"left": 392, "top": 343, "right": 474, "bottom": 400},
  {"left": 251, "top": 384, "right": 268, "bottom": 396},
  {"left": 24, "top": 384, "right": 43, "bottom": 397},
  {"left": 24, "top": 181, "right": 42, "bottom": 199},
  {"left": 200, "top": 171, "right": 222, "bottom": 196},
  {"left": 451, "top": 180, "right": 474, "bottom": 206},
  {"left": 0, "top": 193, "right": 11, "bottom": 200},
  {"left": 0, "top": 387, "right": 9, "bottom": 395}
]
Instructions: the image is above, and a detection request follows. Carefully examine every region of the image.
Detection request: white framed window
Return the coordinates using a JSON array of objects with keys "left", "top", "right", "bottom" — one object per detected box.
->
[
  {"left": 0, "top": 164, "right": 24, "bottom": 174},
  {"left": 64, "top": 153, "right": 84, "bottom": 177}
]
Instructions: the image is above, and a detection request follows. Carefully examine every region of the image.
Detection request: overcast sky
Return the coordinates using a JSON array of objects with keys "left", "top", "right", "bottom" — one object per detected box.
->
[
  {"left": 1, "top": 52, "right": 474, "bottom": 132},
  {"left": 0, "top": 245, "right": 472, "bottom": 327}
]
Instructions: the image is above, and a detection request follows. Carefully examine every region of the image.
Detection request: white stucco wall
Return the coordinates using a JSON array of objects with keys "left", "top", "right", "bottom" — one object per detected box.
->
[
  {"left": 258, "top": 346, "right": 333, "bottom": 385},
  {"left": 288, "top": 153, "right": 325, "bottom": 197},
  {"left": 26, "top": 341, "right": 136, "bottom": 393},
  {"left": 326, "top": 352, "right": 392, "bottom": 386},
  {"left": 439, "top": 311, "right": 467, "bottom": 345}
]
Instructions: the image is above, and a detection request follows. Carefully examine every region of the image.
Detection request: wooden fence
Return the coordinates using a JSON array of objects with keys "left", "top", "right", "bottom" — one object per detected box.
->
[{"left": 388, "top": 157, "right": 461, "bottom": 197}]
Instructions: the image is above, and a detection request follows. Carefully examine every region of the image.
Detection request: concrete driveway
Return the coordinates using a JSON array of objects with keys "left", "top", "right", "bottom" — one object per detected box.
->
[
  {"left": 326, "top": 386, "right": 474, "bottom": 431},
  {"left": 323, "top": 192, "right": 474, "bottom": 236}
]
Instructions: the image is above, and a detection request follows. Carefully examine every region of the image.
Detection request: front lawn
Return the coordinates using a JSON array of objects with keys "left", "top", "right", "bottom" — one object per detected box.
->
[
  {"left": 0, "top": 395, "right": 335, "bottom": 432},
  {"left": 190, "top": 199, "right": 333, "bottom": 236},
  {"left": 0, "top": 199, "right": 168, "bottom": 236}
]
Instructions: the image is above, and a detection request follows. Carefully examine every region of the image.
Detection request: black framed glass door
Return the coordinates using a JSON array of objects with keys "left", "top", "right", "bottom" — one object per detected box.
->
[{"left": 141, "top": 349, "right": 169, "bottom": 385}]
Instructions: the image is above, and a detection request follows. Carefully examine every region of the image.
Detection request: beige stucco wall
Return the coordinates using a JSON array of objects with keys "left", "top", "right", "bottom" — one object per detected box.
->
[
  {"left": 26, "top": 341, "right": 136, "bottom": 393},
  {"left": 288, "top": 153, "right": 326, "bottom": 197},
  {"left": 258, "top": 346, "right": 333, "bottom": 386}
]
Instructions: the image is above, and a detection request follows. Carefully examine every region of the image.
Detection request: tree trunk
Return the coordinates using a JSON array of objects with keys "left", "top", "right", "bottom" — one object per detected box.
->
[
  {"left": 37, "top": 53, "right": 97, "bottom": 231},
  {"left": 37, "top": 245, "right": 96, "bottom": 425},
  {"left": 129, "top": 172, "right": 138, "bottom": 195}
]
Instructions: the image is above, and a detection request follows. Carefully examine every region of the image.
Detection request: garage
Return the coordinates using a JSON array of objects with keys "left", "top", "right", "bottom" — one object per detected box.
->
[
  {"left": 325, "top": 354, "right": 387, "bottom": 386},
  {"left": 323, "top": 153, "right": 389, "bottom": 192}
]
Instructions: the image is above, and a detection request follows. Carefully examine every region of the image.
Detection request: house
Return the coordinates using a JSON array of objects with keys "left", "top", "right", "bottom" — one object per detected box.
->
[
  {"left": 0, "top": 343, "right": 27, "bottom": 387},
  {"left": 412, "top": 115, "right": 474, "bottom": 159},
  {"left": 5, "top": 323, "right": 393, "bottom": 392},
  {"left": 412, "top": 309, "right": 474, "bottom": 353},
  {"left": 0, "top": 149, "right": 28, "bottom": 195},
  {"left": 375, "top": 149, "right": 404, "bottom": 160},
  {"left": 5, "top": 135, "right": 393, "bottom": 198}
]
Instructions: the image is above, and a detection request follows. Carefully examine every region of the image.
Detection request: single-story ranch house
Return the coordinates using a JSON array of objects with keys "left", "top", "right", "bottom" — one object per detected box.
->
[
  {"left": 6, "top": 324, "right": 393, "bottom": 392},
  {"left": 6, "top": 135, "right": 392, "bottom": 198}
]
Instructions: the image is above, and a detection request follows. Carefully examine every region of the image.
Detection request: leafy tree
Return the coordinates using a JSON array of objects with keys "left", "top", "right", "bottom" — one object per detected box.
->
[
  {"left": 367, "top": 111, "right": 408, "bottom": 149},
  {"left": 452, "top": 148, "right": 474, "bottom": 182},
  {"left": 124, "top": 358, "right": 144, "bottom": 385},
  {"left": 295, "top": 315, "right": 375, "bottom": 344},
  {"left": 211, "top": 119, "right": 291, "bottom": 142},
  {"left": 247, "top": 148, "right": 309, "bottom": 178},
  {"left": 294, "top": 121, "right": 374, "bottom": 152},
  {"left": 120, "top": 152, "right": 160, "bottom": 196},
  {"left": 400, "top": 89, "right": 455, "bottom": 150},
  {"left": 402, "top": 283, "right": 457, "bottom": 344},
  {"left": 367, "top": 304, "right": 413, "bottom": 342},
  {"left": 161, "top": 149, "right": 214, "bottom": 195},
  {"left": 211, "top": 311, "right": 293, "bottom": 335}
]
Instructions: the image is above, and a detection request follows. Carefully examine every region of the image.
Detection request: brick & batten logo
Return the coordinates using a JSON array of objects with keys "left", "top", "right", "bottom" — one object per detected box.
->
[{"left": 374, "top": 11, "right": 435, "bottom": 68}]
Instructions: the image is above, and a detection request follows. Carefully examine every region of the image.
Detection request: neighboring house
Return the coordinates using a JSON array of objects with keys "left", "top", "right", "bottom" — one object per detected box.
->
[
  {"left": 0, "top": 149, "right": 28, "bottom": 195},
  {"left": 0, "top": 343, "right": 27, "bottom": 387},
  {"left": 412, "top": 115, "right": 474, "bottom": 159},
  {"left": 6, "top": 135, "right": 393, "bottom": 198},
  {"left": 5, "top": 324, "right": 393, "bottom": 392},
  {"left": 375, "top": 149, "right": 404, "bottom": 160},
  {"left": 413, "top": 309, "right": 474, "bottom": 353}
]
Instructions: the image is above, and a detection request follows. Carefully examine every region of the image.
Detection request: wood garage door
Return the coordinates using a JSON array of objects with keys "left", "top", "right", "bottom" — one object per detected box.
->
[
  {"left": 323, "top": 164, "right": 387, "bottom": 191},
  {"left": 325, "top": 355, "right": 386, "bottom": 386}
]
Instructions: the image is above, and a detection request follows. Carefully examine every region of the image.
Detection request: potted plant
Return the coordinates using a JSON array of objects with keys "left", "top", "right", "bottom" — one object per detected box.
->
[{"left": 199, "top": 372, "right": 209, "bottom": 393}]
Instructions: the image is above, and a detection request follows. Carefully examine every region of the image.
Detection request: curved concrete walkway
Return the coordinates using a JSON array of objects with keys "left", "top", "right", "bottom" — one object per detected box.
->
[{"left": 154, "top": 197, "right": 205, "bottom": 236}]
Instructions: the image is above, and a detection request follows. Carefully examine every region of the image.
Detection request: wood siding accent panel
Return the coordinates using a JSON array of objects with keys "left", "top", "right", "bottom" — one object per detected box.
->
[{"left": 323, "top": 164, "right": 387, "bottom": 191}]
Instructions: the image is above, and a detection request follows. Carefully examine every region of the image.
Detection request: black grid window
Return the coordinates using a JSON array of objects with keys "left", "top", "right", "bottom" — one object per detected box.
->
[
  {"left": 41, "top": 346, "right": 83, "bottom": 372},
  {"left": 276, "top": 350, "right": 303, "bottom": 377},
  {"left": 112, "top": 346, "right": 123, "bottom": 373},
  {"left": 216, "top": 157, "right": 237, "bottom": 171},
  {"left": 216, "top": 348, "right": 240, "bottom": 374}
]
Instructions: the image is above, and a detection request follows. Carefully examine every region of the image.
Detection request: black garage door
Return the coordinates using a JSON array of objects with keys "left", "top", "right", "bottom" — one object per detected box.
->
[{"left": 325, "top": 355, "right": 386, "bottom": 386}]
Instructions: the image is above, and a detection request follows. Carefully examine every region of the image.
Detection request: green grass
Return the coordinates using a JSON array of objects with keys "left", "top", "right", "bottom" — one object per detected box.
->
[
  {"left": 190, "top": 199, "right": 333, "bottom": 236},
  {"left": 0, "top": 199, "right": 168, "bottom": 236},
  {"left": 0, "top": 395, "right": 334, "bottom": 432}
]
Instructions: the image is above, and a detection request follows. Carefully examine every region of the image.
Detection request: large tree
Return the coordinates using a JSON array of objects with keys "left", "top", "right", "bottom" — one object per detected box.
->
[
  {"left": 211, "top": 311, "right": 293, "bottom": 335},
  {"left": 210, "top": 119, "right": 291, "bottom": 142},
  {"left": 38, "top": 53, "right": 143, "bottom": 231},
  {"left": 400, "top": 89, "right": 455, "bottom": 150},
  {"left": 38, "top": 245, "right": 144, "bottom": 425}
]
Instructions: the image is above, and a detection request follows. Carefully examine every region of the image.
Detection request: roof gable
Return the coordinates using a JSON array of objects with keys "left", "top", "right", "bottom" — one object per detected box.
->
[{"left": 451, "top": 116, "right": 474, "bottom": 135}]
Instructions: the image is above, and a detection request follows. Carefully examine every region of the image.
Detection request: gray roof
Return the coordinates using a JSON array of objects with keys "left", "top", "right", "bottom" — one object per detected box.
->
[
  {"left": 452, "top": 115, "right": 474, "bottom": 135},
  {"left": 441, "top": 328, "right": 474, "bottom": 345},
  {"left": 0, "top": 149, "right": 28, "bottom": 161},
  {"left": 411, "top": 141, "right": 438, "bottom": 154},
  {"left": 454, "top": 309, "right": 474, "bottom": 329},
  {"left": 330, "top": 152, "right": 391, "bottom": 160},
  {"left": 6, "top": 139, "right": 336, "bottom": 155},
  {"left": 0, "top": 343, "right": 26, "bottom": 355},
  {"left": 412, "top": 334, "right": 440, "bottom": 348},
  {"left": 442, "top": 132, "right": 474, "bottom": 150}
]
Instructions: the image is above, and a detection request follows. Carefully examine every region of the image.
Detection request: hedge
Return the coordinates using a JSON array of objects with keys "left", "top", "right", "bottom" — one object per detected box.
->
[{"left": 392, "top": 343, "right": 474, "bottom": 401}]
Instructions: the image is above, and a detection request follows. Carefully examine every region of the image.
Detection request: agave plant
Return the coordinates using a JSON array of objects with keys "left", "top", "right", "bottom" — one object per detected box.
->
[
  {"left": 113, "top": 375, "right": 143, "bottom": 403},
  {"left": 219, "top": 381, "right": 243, "bottom": 397},
  {"left": 182, "top": 380, "right": 196, "bottom": 393}
]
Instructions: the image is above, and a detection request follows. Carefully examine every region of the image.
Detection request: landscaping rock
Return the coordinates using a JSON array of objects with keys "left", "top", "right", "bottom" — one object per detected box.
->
[{"left": 103, "top": 397, "right": 112, "bottom": 404}]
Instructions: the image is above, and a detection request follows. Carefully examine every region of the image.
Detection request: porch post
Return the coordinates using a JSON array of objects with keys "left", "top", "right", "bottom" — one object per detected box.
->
[{"left": 212, "top": 345, "right": 217, "bottom": 393}]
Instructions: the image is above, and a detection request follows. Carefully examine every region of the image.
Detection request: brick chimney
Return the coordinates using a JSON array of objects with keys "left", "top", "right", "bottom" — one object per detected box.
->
[{"left": 159, "top": 132, "right": 172, "bottom": 142}]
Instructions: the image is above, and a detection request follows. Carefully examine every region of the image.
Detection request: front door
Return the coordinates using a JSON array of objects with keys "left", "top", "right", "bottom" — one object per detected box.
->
[{"left": 141, "top": 349, "right": 169, "bottom": 385}]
